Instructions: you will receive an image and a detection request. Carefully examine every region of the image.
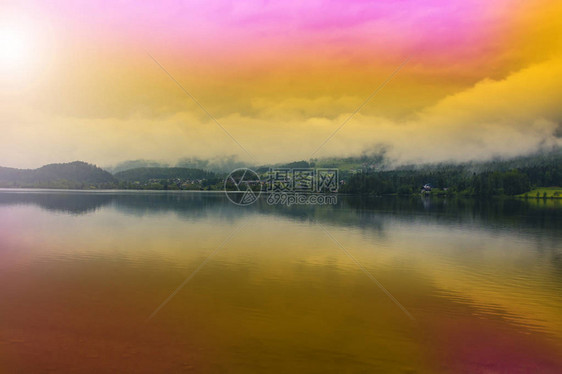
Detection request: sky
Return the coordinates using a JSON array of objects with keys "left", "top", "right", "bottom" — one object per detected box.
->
[{"left": 1, "top": 0, "right": 561, "bottom": 168}]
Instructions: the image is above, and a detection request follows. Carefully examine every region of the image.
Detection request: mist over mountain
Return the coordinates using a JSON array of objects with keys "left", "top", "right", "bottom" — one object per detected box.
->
[
  {"left": 105, "top": 160, "right": 170, "bottom": 174},
  {"left": 175, "top": 156, "right": 248, "bottom": 173},
  {"left": 341, "top": 147, "right": 562, "bottom": 196},
  {"left": 105, "top": 145, "right": 562, "bottom": 176},
  {"left": 114, "top": 167, "right": 216, "bottom": 183},
  {"left": 384, "top": 146, "right": 562, "bottom": 172},
  {"left": 106, "top": 156, "right": 247, "bottom": 174},
  {"left": 0, "top": 146, "right": 560, "bottom": 194}
]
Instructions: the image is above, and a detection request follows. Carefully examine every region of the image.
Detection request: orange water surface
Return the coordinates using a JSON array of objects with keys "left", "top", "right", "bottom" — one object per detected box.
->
[{"left": 0, "top": 191, "right": 561, "bottom": 373}]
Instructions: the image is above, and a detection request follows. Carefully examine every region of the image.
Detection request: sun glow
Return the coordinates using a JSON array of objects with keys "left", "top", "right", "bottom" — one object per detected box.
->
[
  {"left": 0, "top": 31, "right": 29, "bottom": 69},
  {"left": 0, "top": 13, "right": 56, "bottom": 92},
  {"left": 0, "top": 24, "right": 32, "bottom": 71}
]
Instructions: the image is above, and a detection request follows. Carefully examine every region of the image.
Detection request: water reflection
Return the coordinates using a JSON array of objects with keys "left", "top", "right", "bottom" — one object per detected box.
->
[
  {"left": 0, "top": 190, "right": 561, "bottom": 372},
  {"left": 0, "top": 190, "right": 114, "bottom": 215},
  {"left": 1, "top": 190, "right": 560, "bottom": 238}
]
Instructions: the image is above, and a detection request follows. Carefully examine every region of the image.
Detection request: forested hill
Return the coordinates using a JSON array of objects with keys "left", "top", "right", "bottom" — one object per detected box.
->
[
  {"left": 0, "top": 161, "right": 116, "bottom": 189},
  {"left": 0, "top": 163, "right": 220, "bottom": 190},
  {"left": 341, "top": 148, "right": 562, "bottom": 196},
  {"left": 0, "top": 147, "right": 560, "bottom": 194},
  {"left": 113, "top": 167, "right": 216, "bottom": 183}
]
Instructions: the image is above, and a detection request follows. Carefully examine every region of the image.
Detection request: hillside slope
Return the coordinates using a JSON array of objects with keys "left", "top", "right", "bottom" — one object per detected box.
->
[{"left": 0, "top": 161, "right": 116, "bottom": 188}]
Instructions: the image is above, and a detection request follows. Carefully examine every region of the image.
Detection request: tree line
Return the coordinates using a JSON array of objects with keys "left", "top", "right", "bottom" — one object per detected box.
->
[{"left": 340, "top": 153, "right": 562, "bottom": 196}]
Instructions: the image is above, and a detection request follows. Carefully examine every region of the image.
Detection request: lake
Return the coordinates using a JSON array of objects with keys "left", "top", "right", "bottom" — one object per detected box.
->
[{"left": 0, "top": 190, "right": 561, "bottom": 373}]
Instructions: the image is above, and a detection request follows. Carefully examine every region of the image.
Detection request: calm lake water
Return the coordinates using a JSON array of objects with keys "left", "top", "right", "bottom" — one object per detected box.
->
[{"left": 1, "top": 190, "right": 561, "bottom": 373}]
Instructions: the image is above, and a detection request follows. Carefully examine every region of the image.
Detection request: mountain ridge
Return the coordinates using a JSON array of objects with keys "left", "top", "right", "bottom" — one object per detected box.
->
[{"left": 0, "top": 161, "right": 116, "bottom": 189}]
